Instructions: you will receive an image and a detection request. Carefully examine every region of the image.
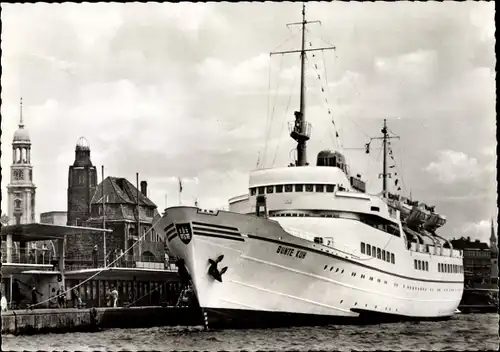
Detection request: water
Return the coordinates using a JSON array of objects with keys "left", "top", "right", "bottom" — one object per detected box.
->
[{"left": 2, "top": 314, "right": 498, "bottom": 351}]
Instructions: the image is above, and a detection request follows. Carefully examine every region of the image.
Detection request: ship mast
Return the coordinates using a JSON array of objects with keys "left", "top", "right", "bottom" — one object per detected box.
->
[
  {"left": 371, "top": 119, "right": 400, "bottom": 196},
  {"left": 270, "top": 3, "right": 335, "bottom": 167}
]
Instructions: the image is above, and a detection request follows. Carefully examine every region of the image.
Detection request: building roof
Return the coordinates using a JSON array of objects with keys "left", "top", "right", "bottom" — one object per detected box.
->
[
  {"left": 1, "top": 223, "right": 112, "bottom": 242},
  {"left": 13, "top": 127, "right": 30, "bottom": 142},
  {"left": 451, "top": 237, "right": 490, "bottom": 250},
  {"left": 91, "top": 177, "right": 156, "bottom": 208}
]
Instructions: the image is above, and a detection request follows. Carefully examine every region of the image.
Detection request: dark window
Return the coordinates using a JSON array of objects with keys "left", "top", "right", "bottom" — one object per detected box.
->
[
  {"left": 425, "top": 262, "right": 429, "bottom": 271},
  {"left": 316, "top": 184, "right": 324, "bottom": 192},
  {"left": 266, "top": 186, "right": 274, "bottom": 194},
  {"left": 377, "top": 248, "right": 381, "bottom": 259},
  {"left": 385, "top": 253, "right": 390, "bottom": 263},
  {"left": 418, "top": 260, "right": 421, "bottom": 270},
  {"left": 295, "top": 184, "right": 303, "bottom": 192},
  {"left": 382, "top": 250, "right": 386, "bottom": 261},
  {"left": 367, "top": 245, "right": 371, "bottom": 256},
  {"left": 370, "top": 206, "right": 380, "bottom": 212},
  {"left": 391, "top": 253, "right": 395, "bottom": 264},
  {"left": 258, "top": 187, "right": 265, "bottom": 195},
  {"left": 414, "top": 260, "right": 418, "bottom": 270},
  {"left": 285, "top": 184, "right": 293, "bottom": 192},
  {"left": 361, "top": 242, "right": 366, "bottom": 254},
  {"left": 276, "top": 185, "right": 283, "bottom": 193},
  {"left": 371, "top": 246, "right": 376, "bottom": 257},
  {"left": 305, "top": 184, "right": 314, "bottom": 192},
  {"left": 326, "top": 185, "right": 335, "bottom": 192}
]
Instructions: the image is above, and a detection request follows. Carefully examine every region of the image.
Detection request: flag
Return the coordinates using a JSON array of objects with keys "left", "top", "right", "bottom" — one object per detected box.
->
[{"left": 179, "top": 178, "right": 183, "bottom": 193}]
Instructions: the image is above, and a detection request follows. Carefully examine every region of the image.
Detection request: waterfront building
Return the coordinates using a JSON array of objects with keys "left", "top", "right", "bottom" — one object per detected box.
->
[
  {"left": 84, "top": 176, "right": 165, "bottom": 268},
  {"left": 450, "top": 236, "right": 493, "bottom": 288}
]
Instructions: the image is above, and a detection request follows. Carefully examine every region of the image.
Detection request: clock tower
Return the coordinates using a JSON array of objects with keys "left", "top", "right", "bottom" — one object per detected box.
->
[{"left": 6, "top": 98, "right": 37, "bottom": 225}]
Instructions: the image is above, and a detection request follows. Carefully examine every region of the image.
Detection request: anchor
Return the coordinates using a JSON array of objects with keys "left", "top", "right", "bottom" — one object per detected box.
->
[{"left": 208, "top": 255, "right": 228, "bottom": 282}]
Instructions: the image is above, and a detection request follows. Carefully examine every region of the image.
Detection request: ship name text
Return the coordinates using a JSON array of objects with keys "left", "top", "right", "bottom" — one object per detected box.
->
[{"left": 276, "top": 245, "right": 307, "bottom": 259}]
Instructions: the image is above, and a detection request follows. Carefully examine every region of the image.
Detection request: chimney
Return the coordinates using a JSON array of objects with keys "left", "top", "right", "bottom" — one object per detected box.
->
[{"left": 140, "top": 181, "right": 147, "bottom": 197}]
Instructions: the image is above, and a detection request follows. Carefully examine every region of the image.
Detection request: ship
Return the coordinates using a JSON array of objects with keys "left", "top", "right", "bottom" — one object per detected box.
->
[{"left": 155, "top": 4, "right": 464, "bottom": 329}]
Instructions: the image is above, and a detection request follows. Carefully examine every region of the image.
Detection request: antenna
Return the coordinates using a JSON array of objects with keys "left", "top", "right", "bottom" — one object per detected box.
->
[{"left": 270, "top": 3, "right": 335, "bottom": 167}]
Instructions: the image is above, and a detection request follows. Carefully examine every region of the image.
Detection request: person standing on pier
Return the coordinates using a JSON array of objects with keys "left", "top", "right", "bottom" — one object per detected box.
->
[
  {"left": 110, "top": 287, "right": 118, "bottom": 307},
  {"left": 92, "top": 245, "right": 98, "bottom": 268},
  {"left": 1, "top": 291, "right": 8, "bottom": 312}
]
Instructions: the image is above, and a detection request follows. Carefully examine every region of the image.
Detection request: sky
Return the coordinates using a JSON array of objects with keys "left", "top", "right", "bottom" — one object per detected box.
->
[{"left": 1, "top": 2, "right": 496, "bottom": 243}]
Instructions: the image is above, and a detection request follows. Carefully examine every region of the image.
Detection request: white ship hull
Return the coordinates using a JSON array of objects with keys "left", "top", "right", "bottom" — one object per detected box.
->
[{"left": 156, "top": 206, "right": 463, "bottom": 328}]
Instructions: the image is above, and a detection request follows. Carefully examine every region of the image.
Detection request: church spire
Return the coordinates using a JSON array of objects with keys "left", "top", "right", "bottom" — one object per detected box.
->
[{"left": 19, "top": 97, "right": 24, "bottom": 128}]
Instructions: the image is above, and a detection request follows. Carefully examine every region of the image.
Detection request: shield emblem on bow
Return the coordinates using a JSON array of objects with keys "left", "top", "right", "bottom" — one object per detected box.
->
[{"left": 175, "top": 223, "right": 193, "bottom": 245}]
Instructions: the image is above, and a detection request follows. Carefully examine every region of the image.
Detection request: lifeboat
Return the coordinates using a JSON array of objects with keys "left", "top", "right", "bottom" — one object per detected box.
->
[
  {"left": 424, "top": 213, "right": 447, "bottom": 231},
  {"left": 406, "top": 203, "right": 431, "bottom": 227}
]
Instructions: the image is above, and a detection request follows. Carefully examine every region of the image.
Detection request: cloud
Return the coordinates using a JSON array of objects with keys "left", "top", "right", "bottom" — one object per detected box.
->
[
  {"left": 459, "top": 219, "right": 494, "bottom": 243},
  {"left": 424, "top": 150, "right": 480, "bottom": 184},
  {"left": 0, "top": 2, "right": 495, "bottom": 244}
]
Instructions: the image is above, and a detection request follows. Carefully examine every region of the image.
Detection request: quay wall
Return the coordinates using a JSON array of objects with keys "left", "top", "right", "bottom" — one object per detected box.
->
[{"left": 1, "top": 306, "right": 203, "bottom": 335}]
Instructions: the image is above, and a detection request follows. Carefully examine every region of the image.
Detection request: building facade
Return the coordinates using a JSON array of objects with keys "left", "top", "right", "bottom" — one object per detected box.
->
[
  {"left": 450, "top": 237, "right": 493, "bottom": 288},
  {"left": 67, "top": 137, "right": 98, "bottom": 226},
  {"left": 6, "top": 98, "right": 37, "bottom": 225},
  {"left": 40, "top": 211, "right": 68, "bottom": 226}
]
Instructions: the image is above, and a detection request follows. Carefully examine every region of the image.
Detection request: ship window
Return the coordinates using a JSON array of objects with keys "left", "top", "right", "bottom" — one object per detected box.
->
[
  {"left": 285, "top": 184, "right": 293, "bottom": 192},
  {"left": 370, "top": 206, "right": 380, "bottom": 212},
  {"left": 250, "top": 188, "right": 256, "bottom": 196},
  {"left": 414, "top": 260, "right": 418, "bottom": 270},
  {"left": 361, "top": 242, "right": 366, "bottom": 254},
  {"left": 418, "top": 260, "right": 421, "bottom": 270},
  {"left": 305, "top": 184, "right": 314, "bottom": 192},
  {"left": 367, "top": 245, "right": 371, "bottom": 256},
  {"left": 295, "top": 184, "right": 303, "bottom": 192},
  {"left": 326, "top": 185, "right": 335, "bottom": 192},
  {"left": 425, "top": 262, "right": 429, "bottom": 271},
  {"left": 266, "top": 186, "right": 274, "bottom": 194},
  {"left": 377, "top": 248, "right": 381, "bottom": 259},
  {"left": 382, "top": 250, "right": 386, "bottom": 261},
  {"left": 258, "top": 187, "right": 265, "bottom": 195},
  {"left": 276, "top": 185, "right": 283, "bottom": 193},
  {"left": 438, "top": 263, "right": 441, "bottom": 272},
  {"left": 385, "top": 253, "right": 390, "bottom": 263},
  {"left": 391, "top": 253, "right": 395, "bottom": 264},
  {"left": 371, "top": 246, "right": 376, "bottom": 257},
  {"left": 316, "top": 184, "right": 324, "bottom": 192}
]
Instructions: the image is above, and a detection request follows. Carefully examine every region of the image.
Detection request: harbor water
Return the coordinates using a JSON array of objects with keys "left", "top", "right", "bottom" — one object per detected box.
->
[{"left": 2, "top": 313, "right": 498, "bottom": 351}]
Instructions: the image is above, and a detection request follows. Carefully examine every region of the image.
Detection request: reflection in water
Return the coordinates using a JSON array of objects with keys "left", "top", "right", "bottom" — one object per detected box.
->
[{"left": 2, "top": 314, "right": 498, "bottom": 351}]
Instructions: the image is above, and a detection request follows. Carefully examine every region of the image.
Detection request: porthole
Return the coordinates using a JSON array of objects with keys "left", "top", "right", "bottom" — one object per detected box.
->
[
  {"left": 341, "top": 269, "right": 344, "bottom": 274},
  {"left": 340, "top": 300, "right": 343, "bottom": 304},
  {"left": 336, "top": 268, "right": 339, "bottom": 272},
  {"left": 354, "top": 302, "right": 358, "bottom": 306},
  {"left": 324, "top": 265, "right": 328, "bottom": 270},
  {"left": 330, "top": 267, "right": 333, "bottom": 271}
]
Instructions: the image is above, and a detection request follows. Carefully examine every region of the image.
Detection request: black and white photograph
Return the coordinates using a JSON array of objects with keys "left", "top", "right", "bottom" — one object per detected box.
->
[{"left": 1, "top": 1, "right": 497, "bottom": 351}]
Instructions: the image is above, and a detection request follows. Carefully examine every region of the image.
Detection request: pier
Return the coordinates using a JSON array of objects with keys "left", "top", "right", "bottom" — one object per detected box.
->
[{"left": 1, "top": 306, "right": 203, "bottom": 335}]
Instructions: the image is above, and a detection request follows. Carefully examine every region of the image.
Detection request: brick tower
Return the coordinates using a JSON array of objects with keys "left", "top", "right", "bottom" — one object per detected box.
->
[{"left": 67, "top": 137, "right": 98, "bottom": 226}]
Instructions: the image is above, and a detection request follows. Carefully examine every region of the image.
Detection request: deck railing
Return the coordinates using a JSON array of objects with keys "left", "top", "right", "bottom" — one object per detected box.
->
[{"left": 1, "top": 247, "right": 54, "bottom": 265}]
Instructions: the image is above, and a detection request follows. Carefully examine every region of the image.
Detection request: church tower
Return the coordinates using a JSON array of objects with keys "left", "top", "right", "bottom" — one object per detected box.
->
[
  {"left": 6, "top": 98, "right": 37, "bottom": 225},
  {"left": 490, "top": 218, "right": 498, "bottom": 284},
  {"left": 67, "top": 137, "right": 98, "bottom": 225}
]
